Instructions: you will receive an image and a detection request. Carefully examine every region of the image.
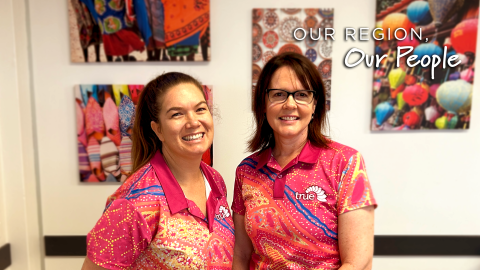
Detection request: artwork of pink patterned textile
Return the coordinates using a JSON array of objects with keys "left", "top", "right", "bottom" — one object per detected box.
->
[
  {"left": 252, "top": 8, "right": 334, "bottom": 110},
  {"left": 87, "top": 152, "right": 234, "bottom": 269},
  {"left": 232, "top": 141, "right": 377, "bottom": 268},
  {"left": 75, "top": 84, "right": 214, "bottom": 182}
]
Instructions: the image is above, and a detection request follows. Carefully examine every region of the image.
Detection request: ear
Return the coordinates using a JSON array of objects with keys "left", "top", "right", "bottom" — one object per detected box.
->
[{"left": 151, "top": 121, "right": 164, "bottom": 142}]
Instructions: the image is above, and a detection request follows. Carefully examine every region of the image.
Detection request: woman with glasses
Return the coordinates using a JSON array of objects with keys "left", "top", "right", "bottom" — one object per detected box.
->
[{"left": 232, "top": 52, "right": 377, "bottom": 269}]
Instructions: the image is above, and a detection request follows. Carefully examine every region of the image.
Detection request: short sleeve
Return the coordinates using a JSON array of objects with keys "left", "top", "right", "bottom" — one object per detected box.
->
[
  {"left": 86, "top": 199, "right": 153, "bottom": 269},
  {"left": 337, "top": 152, "right": 377, "bottom": 215},
  {"left": 231, "top": 168, "right": 246, "bottom": 215}
]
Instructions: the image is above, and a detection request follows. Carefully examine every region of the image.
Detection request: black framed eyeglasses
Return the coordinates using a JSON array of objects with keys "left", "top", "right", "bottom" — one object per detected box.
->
[{"left": 266, "top": 89, "right": 316, "bottom": 104}]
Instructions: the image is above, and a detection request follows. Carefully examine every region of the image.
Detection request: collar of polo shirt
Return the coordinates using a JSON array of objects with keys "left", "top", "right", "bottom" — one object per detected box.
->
[
  {"left": 255, "top": 141, "right": 321, "bottom": 200},
  {"left": 150, "top": 151, "right": 223, "bottom": 232}
]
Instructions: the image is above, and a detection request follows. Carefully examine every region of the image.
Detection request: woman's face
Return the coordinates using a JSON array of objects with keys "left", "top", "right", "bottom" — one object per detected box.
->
[
  {"left": 266, "top": 66, "right": 316, "bottom": 142},
  {"left": 151, "top": 83, "right": 213, "bottom": 160}
]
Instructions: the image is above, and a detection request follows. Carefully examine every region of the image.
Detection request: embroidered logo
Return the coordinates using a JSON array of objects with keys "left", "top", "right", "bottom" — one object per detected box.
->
[
  {"left": 295, "top": 185, "right": 327, "bottom": 202},
  {"left": 215, "top": 205, "right": 231, "bottom": 220}
]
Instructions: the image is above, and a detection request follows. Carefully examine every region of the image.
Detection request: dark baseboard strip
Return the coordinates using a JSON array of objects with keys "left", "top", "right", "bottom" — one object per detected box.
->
[
  {"left": 0, "top": 243, "right": 11, "bottom": 270},
  {"left": 375, "top": 236, "right": 480, "bottom": 256},
  {"left": 45, "top": 236, "right": 87, "bottom": 256},
  {"left": 43, "top": 235, "right": 480, "bottom": 257}
]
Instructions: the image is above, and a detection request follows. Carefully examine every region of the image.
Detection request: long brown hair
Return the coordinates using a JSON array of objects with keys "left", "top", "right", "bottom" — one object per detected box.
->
[
  {"left": 131, "top": 72, "right": 204, "bottom": 173},
  {"left": 248, "top": 52, "right": 329, "bottom": 153}
]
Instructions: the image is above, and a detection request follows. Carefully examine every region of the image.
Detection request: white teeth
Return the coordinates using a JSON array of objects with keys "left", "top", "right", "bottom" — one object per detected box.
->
[
  {"left": 281, "top": 117, "right": 298, "bottom": 120},
  {"left": 183, "top": 133, "right": 204, "bottom": 141}
]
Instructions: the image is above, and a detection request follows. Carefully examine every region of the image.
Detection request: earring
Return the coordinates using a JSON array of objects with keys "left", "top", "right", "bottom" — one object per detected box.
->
[{"left": 311, "top": 114, "right": 314, "bottom": 120}]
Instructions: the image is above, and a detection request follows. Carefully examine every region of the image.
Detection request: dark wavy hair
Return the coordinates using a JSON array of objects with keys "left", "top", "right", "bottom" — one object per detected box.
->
[
  {"left": 248, "top": 52, "right": 329, "bottom": 153},
  {"left": 131, "top": 72, "right": 205, "bottom": 173}
]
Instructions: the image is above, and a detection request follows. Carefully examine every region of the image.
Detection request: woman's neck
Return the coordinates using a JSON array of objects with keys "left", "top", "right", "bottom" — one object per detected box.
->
[
  {"left": 272, "top": 134, "right": 308, "bottom": 168},
  {"left": 161, "top": 148, "right": 203, "bottom": 186}
]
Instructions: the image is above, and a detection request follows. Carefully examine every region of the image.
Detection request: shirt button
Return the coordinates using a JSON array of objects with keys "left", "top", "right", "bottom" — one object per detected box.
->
[{"left": 278, "top": 174, "right": 282, "bottom": 178}]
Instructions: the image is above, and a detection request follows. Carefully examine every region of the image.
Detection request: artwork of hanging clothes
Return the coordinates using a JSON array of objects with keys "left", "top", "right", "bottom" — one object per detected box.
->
[
  {"left": 103, "top": 97, "right": 121, "bottom": 146},
  {"left": 143, "top": 0, "right": 166, "bottom": 49},
  {"left": 112, "top": 84, "right": 131, "bottom": 106},
  {"left": 119, "top": 95, "right": 136, "bottom": 137},
  {"left": 93, "top": 0, "right": 145, "bottom": 56},
  {"left": 162, "top": 0, "right": 209, "bottom": 56},
  {"left": 76, "top": 101, "right": 88, "bottom": 147},
  {"left": 71, "top": 0, "right": 102, "bottom": 49},
  {"left": 100, "top": 137, "right": 121, "bottom": 177},
  {"left": 85, "top": 97, "right": 105, "bottom": 141},
  {"left": 87, "top": 136, "right": 106, "bottom": 181},
  {"left": 80, "top": 84, "right": 98, "bottom": 106},
  {"left": 78, "top": 141, "right": 92, "bottom": 181},
  {"left": 128, "top": 85, "right": 143, "bottom": 105},
  {"left": 119, "top": 136, "right": 133, "bottom": 175}
]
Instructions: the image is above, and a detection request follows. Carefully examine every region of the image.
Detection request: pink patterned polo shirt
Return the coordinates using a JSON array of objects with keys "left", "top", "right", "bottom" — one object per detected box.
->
[
  {"left": 87, "top": 151, "right": 235, "bottom": 269},
  {"left": 232, "top": 141, "right": 377, "bottom": 269}
]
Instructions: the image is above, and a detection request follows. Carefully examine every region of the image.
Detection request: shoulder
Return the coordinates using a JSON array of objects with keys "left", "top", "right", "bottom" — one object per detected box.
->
[
  {"left": 321, "top": 140, "right": 362, "bottom": 167},
  {"left": 236, "top": 152, "right": 261, "bottom": 171},
  {"left": 106, "top": 163, "right": 162, "bottom": 207}
]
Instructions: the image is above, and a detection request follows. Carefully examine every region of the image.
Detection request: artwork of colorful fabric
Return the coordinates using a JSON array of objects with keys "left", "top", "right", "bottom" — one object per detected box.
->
[
  {"left": 371, "top": 0, "right": 478, "bottom": 131},
  {"left": 75, "top": 84, "right": 214, "bottom": 182},
  {"left": 69, "top": 0, "right": 210, "bottom": 62},
  {"left": 87, "top": 152, "right": 234, "bottom": 268},
  {"left": 252, "top": 8, "right": 334, "bottom": 110},
  {"left": 231, "top": 141, "right": 377, "bottom": 268}
]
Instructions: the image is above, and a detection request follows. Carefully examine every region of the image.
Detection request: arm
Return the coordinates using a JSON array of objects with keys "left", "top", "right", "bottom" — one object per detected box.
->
[
  {"left": 81, "top": 257, "right": 108, "bottom": 270},
  {"left": 338, "top": 205, "right": 375, "bottom": 270},
  {"left": 232, "top": 213, "right": 254, "bottom": 270}
]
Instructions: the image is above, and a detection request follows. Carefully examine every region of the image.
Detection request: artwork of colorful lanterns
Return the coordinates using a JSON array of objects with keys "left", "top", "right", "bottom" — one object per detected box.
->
[
  {"left": 413, "top": 43, "right": 443, "bottom": 59},
  {"left": 382, "top": 13, "right": 415, "bottom": 39},
  {"left": 375, "top": 102, "right": 395, "bottom": 125},
  {"left": 436, "top": 80, "right": 472, "bottom": 113},
  {"left": 403, "top": 111, "right": 421, "bottom": 127},
  {"left": 407, "top": 1, "right": 433, "bottom": 25},
  {"left": 403, "top": 84, "right": 429, "bottom": 106},
  {"left": 372, "top": 0, "right": 476, "bottom": 131},
  {"left": 428, "top": 0, "right": 465, "bottom": 27},
  {"left": 451, "top": 18, "right": 478, "bottom": 54}
]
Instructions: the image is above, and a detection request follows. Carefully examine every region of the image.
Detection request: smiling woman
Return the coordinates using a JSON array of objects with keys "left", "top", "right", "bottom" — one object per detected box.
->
[
  {"left": 232, "top": 52, "right": 377, "bottom": 270},
  {"left": 81, "top": 72, "right": 234, "bottom": 270}
]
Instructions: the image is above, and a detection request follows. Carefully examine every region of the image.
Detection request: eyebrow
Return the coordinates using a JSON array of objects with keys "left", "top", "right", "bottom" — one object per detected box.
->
[{"left": 165, "top": 101, "right": 207, "bottom": 114}]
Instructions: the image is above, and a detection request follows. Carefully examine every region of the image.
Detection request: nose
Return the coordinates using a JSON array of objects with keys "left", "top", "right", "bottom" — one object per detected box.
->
[
  {"left": 185, "top": 112, "right": 201, "bottom": 129},
  {"left": 283, "top": 94, "right": 297, "bottom": 109}
]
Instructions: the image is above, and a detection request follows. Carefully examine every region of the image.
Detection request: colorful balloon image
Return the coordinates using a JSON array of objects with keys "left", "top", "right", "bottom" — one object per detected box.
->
[
  {"left": 375, "top": 102, "right": 395, "bottom": 125},
  {"left": 429, "top": 84, "right": 440, "bottom": 97},
  {"left": 436, "top": 80, "right": 472, "bottom": 113},
  {"left": 435, "top": 114, "right": 458, "bottom": 129},
  {"left": 397, "top": 92, "right": 406, "bottom": 110},
  {"left": 449, "top": 71, "right": 461, "bottom": 80},
  {"left": 407, "top": 1, "right": 433, "bottom": 25},
  {"left": 413, "top": 43, "right": 443, "bottom": 59},
  {"left": 460, "top": 68, "right": 474, "bottom": 82},
  {"left": 451, "top": 19, "right": 478, "bottom": 54},
  {"left": 372, "top": 0, "right": 475, "bottom": 131},
  {"left": 397, "top": 36, "right": 421, "bottom": 49},
  {"left": 391, "top": 83, "right": 405, "bottom": 99},
  {"left": 428, "top": 0, "right": 465, "bottom": 27},
  {"left": 388, "top": 68, "right": 406, "bottom": 89},
  {"left": 403, "top": 111, "right": 421, "bottom": 127},
  {"left": 405, "top": 74, "right": 417, "bottom": 85},
  {"left": 382, "top": 13, "right": 415, "bottom": 40},
  {"left": 403, "top": 84, "right": 429, "bottom": 106},
  {"left": 425, "top": 105, "right": 440, "bottom": 123}
]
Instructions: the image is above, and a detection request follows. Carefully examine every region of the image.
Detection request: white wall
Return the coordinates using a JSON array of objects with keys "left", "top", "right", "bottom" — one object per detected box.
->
[
  {"left": 0, "top": 0, "right": 43, "bottom": 269},
  {"left": 22, "top": 0, "right": 480, "bottom": 269}
]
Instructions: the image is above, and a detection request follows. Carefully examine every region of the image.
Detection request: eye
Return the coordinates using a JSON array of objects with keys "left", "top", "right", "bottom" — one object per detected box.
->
[{"left": 171, "top": 112, "right": 181, "bottom": 118}]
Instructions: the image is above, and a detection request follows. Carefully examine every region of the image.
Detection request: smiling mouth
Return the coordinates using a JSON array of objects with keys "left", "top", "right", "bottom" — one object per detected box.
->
[
  {"left": 182, "top": 133, "right": 205, "bottom": 141},
  {"left": 280, "top": 116, "right": 299, "bottom": 120}
]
